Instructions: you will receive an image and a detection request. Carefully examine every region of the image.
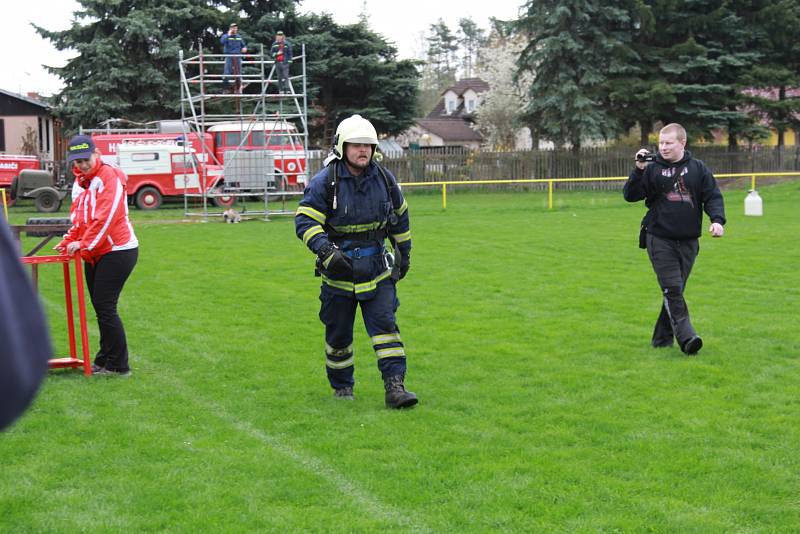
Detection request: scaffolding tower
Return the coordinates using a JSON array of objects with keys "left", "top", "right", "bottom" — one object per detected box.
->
[{"left": 178, "top": 41, "right": 309, "bottom": 220}]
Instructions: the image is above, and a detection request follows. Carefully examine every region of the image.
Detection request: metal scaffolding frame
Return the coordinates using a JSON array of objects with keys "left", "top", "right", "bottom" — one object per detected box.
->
[{"left": 178, "top": 40, "right": 308, "bottom": 220}]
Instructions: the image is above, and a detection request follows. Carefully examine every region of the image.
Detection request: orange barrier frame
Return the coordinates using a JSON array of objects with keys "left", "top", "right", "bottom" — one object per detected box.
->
[{"left": 20, "top": 254, "right": 92, "bottom": 376}]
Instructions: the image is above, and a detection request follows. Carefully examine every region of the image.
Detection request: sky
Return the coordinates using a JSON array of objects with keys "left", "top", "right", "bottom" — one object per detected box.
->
[{"left": 0, "top": 0, "right": 523, "bottom": 98}]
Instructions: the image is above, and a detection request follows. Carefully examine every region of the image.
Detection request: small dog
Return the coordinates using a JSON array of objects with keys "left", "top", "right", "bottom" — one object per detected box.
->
[{"left": 223, "top": 208, "right": 241, "bottom": 224}]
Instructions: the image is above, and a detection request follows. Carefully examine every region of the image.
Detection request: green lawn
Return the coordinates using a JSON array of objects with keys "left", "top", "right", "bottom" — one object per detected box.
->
[{"left": 2, "top": 182, "right": 799, "bottom": 532}]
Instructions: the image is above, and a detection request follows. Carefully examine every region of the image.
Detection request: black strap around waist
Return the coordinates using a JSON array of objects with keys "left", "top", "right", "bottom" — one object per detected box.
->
[{"left": 326, "top": 228, "right": 387, "bottom": 241}]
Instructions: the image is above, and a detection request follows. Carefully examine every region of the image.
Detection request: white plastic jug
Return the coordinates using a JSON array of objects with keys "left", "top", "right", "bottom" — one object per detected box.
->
[{"left": 744, "top": 190, "right": 763, "bottom": 216}]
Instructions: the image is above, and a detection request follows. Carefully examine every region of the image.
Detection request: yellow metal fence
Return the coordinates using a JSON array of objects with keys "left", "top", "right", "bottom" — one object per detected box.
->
[{"left": 400, "top": 172, "right": 799, "bottom": 210}]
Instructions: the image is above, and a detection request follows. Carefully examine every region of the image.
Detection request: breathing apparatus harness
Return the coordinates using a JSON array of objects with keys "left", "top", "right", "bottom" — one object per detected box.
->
[{"left": 315, "top": 146, "right": 406, "bottom": 280}]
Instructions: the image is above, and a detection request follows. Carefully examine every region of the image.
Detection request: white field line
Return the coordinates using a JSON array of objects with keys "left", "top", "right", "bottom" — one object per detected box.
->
[{"left": 39, "top": 296, "right": 431, "bottom": 533}]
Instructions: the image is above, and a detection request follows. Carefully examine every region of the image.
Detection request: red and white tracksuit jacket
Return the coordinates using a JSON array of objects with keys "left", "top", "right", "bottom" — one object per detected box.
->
[{"left": 58, "top": 158, "right": 138, "bottom": 264}]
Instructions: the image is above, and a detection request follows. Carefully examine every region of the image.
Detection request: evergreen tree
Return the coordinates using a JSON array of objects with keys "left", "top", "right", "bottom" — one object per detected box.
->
[
  {"left": 635, "top": 0, "right": 763, "bottom": 145},
  {"left": 515, "top": 0, "right": 641, "bottom": 149},
  {"left": 457, "top": 17, "right": 486, "bottom": 78},
  {"left": 35, "top": 0, "right": 417, "bottom": 145},
  {"left": 426, "top": 19, "right": 459, "bottom": 88},
  {"left": 743, "top": 0, "right": 800, "bottom": 146},
  {"left": 296, "top": 14, "right": 419, "bottom": 145},
  {"left": 35, "top": 0, "right": 237, "bottom": 132}
]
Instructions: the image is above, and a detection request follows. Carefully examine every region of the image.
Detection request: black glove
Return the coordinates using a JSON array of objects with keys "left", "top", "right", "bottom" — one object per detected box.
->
[
  {"left": 398, "top": 254, "right": 410, "bottom": 280},
  {"left": 317, "top": 243, "right": 352, "bottom": 278}
]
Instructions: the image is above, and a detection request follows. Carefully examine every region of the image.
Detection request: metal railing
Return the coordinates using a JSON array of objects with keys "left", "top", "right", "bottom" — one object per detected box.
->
[{"left": 398, "top": 172, "right": 799, "bottom": 210}]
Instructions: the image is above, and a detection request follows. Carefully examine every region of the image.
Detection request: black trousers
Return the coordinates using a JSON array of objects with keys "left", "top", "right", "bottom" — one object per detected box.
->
[
  {"left": 84, "top": 248, "right": 138, "bottom": 371},
  {"left": 646, "top": 233, "right": 699, "bottom": 348}
]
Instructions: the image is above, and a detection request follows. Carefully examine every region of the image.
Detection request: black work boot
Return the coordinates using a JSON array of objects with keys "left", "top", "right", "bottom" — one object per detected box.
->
[
  {"left": 334, "top": 386, "right": 354, "bottom": 400},
  {"left": 383, "top": 375, "right": 418, "bottom": 409},
  {"left": 682, "top": 336, "right": 703, "bottom": 355}
]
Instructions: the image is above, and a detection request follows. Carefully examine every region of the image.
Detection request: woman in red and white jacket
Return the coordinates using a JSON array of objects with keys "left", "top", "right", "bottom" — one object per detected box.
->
[{"left": 56, "top": 135, "right": 138, "bottom": 376}]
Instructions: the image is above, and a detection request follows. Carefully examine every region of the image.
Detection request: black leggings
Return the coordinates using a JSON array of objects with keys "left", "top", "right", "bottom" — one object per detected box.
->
[{"left": 84, "top": 248, "right": 138, "bottom": 371}]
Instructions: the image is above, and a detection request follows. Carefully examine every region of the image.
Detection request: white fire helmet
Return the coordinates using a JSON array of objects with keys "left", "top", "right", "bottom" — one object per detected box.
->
[{"left": 332, "top": 114, "right": 378, "bottom": 160}]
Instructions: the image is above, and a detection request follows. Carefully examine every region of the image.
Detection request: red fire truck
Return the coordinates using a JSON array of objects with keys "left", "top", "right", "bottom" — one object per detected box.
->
[
  {"left": 206, "top": 121, "right": 307, "bottom": 187},
  {"left": 90, "top": 120, "right": 307, "bottom": 191},
  {"left": 92, "top": 131, "right": 213, "bottom": 162},
  {"left": 113, "top": 143, "right": 232, "bottom": 210},
  {"left": 0, "top": 154, "right": 40, "bottom": 206}
]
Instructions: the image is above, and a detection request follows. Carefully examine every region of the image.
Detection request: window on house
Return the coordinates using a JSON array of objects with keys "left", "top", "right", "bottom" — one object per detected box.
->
[
  {"left": 46, "top": 119, "right": 51, "bottom": 152},
  {"left": 466, "top": 99, "right": 475, "bottom": 112},
  {"left": 38, "top": 117, "right": 44, "bottom": 152},
  {"left": 446, "top": 99, "right": 456, "bottom": 114}
]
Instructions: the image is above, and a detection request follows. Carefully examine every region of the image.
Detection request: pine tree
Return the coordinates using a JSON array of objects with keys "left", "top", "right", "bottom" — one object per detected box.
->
[
  {"left": 638, "top": 0, "right": 763, "bottom": 145},
  {"left": 742, "top": 0, "right": 800, "bottom": 147},
  {"left": 35, "top": 0, "right": 235, "bottom": 132},
  {"left": 35, "top": 0, "right": 418, "bottom": 145},
  {"left": 515, "top": 0, "right": 641, "bottom": 149},
  {"left": 457, "top": 17, "right": 486, "bottom": 79},
  {"left": 426, "top": 19, "right": 459, "bottom": 88},
  {"left": 296, "top": 14, "right": 419, "bottom": 145}
]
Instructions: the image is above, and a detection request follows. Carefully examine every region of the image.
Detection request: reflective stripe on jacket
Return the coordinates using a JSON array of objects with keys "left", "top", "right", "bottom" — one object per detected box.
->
[
  {"left": 221, "top": 34, "right": 247, "bottom": 54},
  {"left": 60, "top": 160, "right": 138, "bottom": 263},
  {"left": 295, "top": 161, "right": 411, "bottom": 299}
]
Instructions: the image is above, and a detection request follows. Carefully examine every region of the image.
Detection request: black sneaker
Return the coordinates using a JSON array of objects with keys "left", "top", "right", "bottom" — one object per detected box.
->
[
  {"left": 682, "top": 336, "right": 703, "bottom": 355},
  {"left": 91, "top": 364, "right": 105, "bottom": 373},
  {"left": 334, "top": 387, "right": 354, "bottom": 400},
  {"left": 93, "top": 367, "right": 131, "bottom": 377}
]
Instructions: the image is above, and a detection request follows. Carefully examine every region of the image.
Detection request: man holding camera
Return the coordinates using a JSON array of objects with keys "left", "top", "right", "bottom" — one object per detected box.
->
[{"left": 623, "top": 123, "right": 726, "bottom": 355}]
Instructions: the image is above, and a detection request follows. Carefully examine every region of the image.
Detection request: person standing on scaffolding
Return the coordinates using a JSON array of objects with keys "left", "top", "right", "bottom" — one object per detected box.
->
[
  {"left": 270, "top": 30, "right": 293, "bottom": 93},
  {"left": 221, "top": 22, "right": 248, "bottom": 94}
]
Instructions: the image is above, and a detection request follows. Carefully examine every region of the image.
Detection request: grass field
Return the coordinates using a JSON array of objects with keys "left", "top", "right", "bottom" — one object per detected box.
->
[{"left": 2, "top": 182, "right": 799, "bottom": 532}]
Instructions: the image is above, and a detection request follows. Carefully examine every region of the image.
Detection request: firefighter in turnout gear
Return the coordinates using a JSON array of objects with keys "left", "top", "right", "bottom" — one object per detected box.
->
[{"left": 294, "top": 115, "right": 417, "bottom": 408}]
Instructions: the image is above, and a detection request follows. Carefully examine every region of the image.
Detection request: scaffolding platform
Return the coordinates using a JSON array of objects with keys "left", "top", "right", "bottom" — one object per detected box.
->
[{"left": 178, "top": 41, "right": 309, "bottom": 220}]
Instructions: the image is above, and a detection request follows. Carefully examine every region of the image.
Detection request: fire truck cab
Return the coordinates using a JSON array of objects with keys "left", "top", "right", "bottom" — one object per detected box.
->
[{"left": 113, "top": 143, "right": 231, "bottom": 209}]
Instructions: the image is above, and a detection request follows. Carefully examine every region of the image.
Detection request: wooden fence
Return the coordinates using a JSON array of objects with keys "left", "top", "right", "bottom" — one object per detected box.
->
[{"left": 307, "top": 145, "right": 800, "bottom": 191}]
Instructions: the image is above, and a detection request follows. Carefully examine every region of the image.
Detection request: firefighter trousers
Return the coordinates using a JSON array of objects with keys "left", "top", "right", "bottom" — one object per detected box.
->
[
  {"left": 318, "top": 279, "right": 406, "bottom": 390},
  {"left": 646, "top": 233, "right": 699, "bottom": 348}
]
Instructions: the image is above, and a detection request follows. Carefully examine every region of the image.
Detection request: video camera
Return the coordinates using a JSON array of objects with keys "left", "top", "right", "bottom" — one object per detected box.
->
[{"left": 636, "top": 151, "right": 657, "bottom": 163}]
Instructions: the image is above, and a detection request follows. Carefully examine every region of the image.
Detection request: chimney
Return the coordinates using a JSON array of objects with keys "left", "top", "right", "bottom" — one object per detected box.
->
[{"left": 26, "top": 92, "right": 41, "bottom": 101}]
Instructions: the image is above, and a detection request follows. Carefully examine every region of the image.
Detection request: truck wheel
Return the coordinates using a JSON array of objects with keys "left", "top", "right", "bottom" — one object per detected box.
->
[
  {"left": 211, "top": 188, "right": 235, "bottom": 208},
  {"left": 135, "top": 186, "right": 162, "bottom": 210},
  {"left": 35, "top": 189, "right": 62, "bottom": 213}
]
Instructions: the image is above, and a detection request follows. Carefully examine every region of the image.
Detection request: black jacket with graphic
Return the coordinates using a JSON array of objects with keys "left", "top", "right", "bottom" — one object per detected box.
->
[{"left": 623, "top": 150, "right": 726, "bottom": 240}]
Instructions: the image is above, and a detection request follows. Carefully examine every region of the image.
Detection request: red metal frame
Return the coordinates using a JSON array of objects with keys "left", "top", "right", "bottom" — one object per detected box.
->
[{"left": 20, "top": 254, "right": 92, "bottom": 376}]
